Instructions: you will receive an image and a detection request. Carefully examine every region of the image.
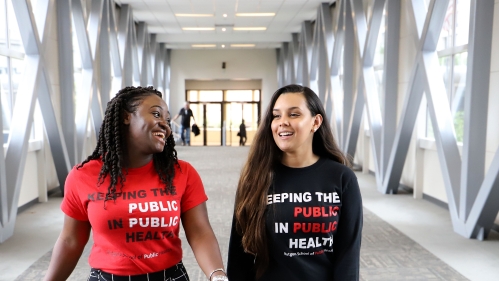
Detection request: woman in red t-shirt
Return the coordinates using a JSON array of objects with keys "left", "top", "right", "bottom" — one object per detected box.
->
[{"left": 44, "top": 86, "right": 228, "bottom": 281}]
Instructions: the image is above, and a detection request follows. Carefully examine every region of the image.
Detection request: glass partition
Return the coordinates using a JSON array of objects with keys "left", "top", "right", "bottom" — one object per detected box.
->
[{"left": 187, "top": 89, "right": 260, "bottom": 146}]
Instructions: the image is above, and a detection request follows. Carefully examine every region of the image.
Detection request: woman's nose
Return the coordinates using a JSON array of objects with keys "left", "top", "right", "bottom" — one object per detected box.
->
[
  {"left": 279, "top": 118, "right": 289, "bottom": 127},
  {"left": 159, "top": 119, "right": 168, "bottom": 129}
]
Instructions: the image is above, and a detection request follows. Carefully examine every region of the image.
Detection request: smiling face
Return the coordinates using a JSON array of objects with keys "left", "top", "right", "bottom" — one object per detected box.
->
[
  {"left": 124, "top": 94, "right": 171, "bottom": 165},
  {"left": 271, "top": 92, "right": 322, "bottom": 158}
]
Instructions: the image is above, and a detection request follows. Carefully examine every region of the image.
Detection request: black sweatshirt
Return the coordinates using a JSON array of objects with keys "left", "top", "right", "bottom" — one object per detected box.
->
[{"left": 227, "top": 158, "right": 363, "bottom": 281}]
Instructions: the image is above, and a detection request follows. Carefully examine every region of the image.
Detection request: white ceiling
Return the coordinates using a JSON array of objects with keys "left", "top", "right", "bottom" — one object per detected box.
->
[{"left": 114, "top": 0, "right": 335, "bottom": 49}]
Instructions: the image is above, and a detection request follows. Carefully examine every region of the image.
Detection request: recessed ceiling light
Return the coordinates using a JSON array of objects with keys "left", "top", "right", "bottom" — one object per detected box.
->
[
  {"left": 175, "top": 14, "right": 214, "bottom": 17},
  {"left": 236, "top": 13, "right": 275, "bottom": 17},
  {"left": 182, "top": 27, "right": 216, "bottom": 31},
  {"left": 230, "top": 44, "right": 255, "bottom": 47},
  {"left": 221, "top": 44, "right": 226, "bottom": 48},
  {"left": 192, "top": 44, "right": 217, "bottom": 48},
  {"left": 233, "top": 27, "right": 266, "bottom": 31},
  {"left": 223, "top": 14, "right": 228, "bottom": 17},
  {"left": 222, "top": 28, "right": 226, "bottom": 32}
]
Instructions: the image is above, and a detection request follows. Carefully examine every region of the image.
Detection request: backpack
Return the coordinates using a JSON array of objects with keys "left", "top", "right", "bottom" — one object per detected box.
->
[{"left": 191, "top": 124, "right": 200, "bottom": 136}]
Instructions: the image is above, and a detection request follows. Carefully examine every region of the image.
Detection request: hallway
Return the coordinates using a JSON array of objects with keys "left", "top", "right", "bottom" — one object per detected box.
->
[{"left": 1, "top": 146, "right": 498, "bottom": 281}]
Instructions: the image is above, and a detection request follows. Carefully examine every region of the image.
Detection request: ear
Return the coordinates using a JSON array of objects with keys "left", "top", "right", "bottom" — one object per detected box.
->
[
  {"left": 313, "top": 114, "right": 323, "bottom": 131},
  {"left": 123, "top": 111, "right": 131, "bottom": 125}
]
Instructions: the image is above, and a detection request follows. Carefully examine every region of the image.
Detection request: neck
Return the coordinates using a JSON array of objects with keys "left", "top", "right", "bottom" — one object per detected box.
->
[
  {"left": 281, "top": 151, "right": 319, "bottom": 168},
  {"left": 125, "top": 153, "right": 153, "bottom": 168}
]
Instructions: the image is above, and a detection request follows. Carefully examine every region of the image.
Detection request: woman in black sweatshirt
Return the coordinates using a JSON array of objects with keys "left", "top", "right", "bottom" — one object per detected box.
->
[{"left": 227, "top": 84, "right": 363, "bottom": 281}]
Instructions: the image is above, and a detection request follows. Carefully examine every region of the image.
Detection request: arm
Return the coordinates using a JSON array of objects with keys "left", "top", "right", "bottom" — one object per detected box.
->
[
  {"left": 191, "top": 111, "right": 196, "bottom": 123},
  {"left": 227, "top": 214, "right": 256, "bottom": 281},
  {"left": 173, "top": 114, "right": 180, "bottom": 121},
  {"left": 44, "top": 215, "right": 91, "bottom": 281},
  {"left": 331, "top": 175, "right": 363, "bottom": 280},
  {"left": 181, "top": 203, "right": 226, "bottom": 280}
]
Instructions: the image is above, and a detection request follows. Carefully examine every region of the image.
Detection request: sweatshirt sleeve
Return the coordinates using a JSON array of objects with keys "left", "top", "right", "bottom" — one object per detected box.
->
[
  {"left": 227, "top": 214, "right": 256, "bottom": 281},
  {"left": 331, "top": 172, "right": 363, "bottom": 280}
]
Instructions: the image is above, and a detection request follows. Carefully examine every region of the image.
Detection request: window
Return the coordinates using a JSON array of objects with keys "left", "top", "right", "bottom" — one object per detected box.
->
[
  {"left": 224, "top": 90, "right": 260, "bottom": 102},
  {"left": 363, "top": 2, "right": 386, "bottom": 131},
  {"left": 427, "top": 0, "right": 470, "bottom": 141},
  {"left": 373, "top": 11, "right": 385, "bottom": 113},
  {"left": 0, "top": 0, "right": 26, "bottom": 144},
  {"left": 72, "top": 18, "right": 83, "bottom": 108},
  {"left": 188, "top": 90, "right": 223, "bottom": 102}
]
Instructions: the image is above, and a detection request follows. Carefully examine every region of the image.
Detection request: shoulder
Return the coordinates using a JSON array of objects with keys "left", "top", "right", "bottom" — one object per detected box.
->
[
  {"left": 176, "top": 159, "right": 197, "bottom": 173},
  {"left": 321, "top": 158, "right": 357, "bottom": 184},
  {"left": 177, "top": 159, "right": 191, "bottom": 168},
  {"left": 65, "top": 159, "right": 102, "bottom": 193},
  {"left": 69, "top": 159, "right": 102, "bottom": 179}
]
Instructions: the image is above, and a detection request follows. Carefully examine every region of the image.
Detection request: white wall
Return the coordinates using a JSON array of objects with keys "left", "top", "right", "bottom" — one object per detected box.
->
[
  {"left": 17, "top": 145, "right": 40, "bottom": 206},
  {"left": 169, "top": 49, "right": 278, "bottom": 115}
]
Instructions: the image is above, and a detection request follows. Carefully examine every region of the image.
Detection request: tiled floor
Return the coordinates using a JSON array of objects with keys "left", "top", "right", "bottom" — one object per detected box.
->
[{"left": 1, "top": 146, "right": 498, "bottom": 281}]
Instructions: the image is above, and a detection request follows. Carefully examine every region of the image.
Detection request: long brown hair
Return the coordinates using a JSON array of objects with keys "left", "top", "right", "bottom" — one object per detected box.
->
[{"left": 234, "top": 84, "right": 349, "bottom": 277}]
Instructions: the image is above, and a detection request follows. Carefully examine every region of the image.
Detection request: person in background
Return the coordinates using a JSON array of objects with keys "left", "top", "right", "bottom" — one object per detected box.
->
[
  {"left": 173, "top": 101, "right": 196, "bottom": 146},
  {"left": 227, "top": 84, "right": 363, "bottom": 281},
  {"left": 238, "top": 119, "right": 247, "bottom": 146},
  {"left": 44, "top": 86, "right": 228, "bottom": 281}
]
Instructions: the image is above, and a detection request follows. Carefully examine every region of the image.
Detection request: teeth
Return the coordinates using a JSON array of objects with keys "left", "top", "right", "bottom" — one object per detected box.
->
[
  {"left": 279, "top": 132, "right": 293, "bottom": 136},
  {"left": 153, "top": 132, "right": 165, "bottom": 139}
]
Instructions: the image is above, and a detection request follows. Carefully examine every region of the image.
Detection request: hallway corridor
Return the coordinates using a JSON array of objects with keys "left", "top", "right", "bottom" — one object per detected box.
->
[{"left": 1, "top": 146, "right": 498, "bottom": 281}]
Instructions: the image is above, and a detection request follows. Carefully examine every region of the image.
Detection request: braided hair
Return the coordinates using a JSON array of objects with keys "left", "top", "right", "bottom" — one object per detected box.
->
[{"left": 78, "top": 86, "right": 178, "bottom": 204}]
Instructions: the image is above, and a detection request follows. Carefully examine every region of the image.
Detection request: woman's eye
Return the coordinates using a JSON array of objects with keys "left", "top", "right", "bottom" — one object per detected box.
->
[
  {"left": 272, "top": 115, "right": 280, "bottom": 119},
  {"left": 152, "top": 112, "right": 160, "bottom": 118},
  {"left": 290, "top": 113, "right": 300, "bottom": 117}
]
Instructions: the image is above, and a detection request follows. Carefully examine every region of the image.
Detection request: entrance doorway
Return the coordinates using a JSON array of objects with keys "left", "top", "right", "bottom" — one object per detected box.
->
[
  {"left": 189, "top": 103, "right": 222, "bottom": 146},
  {"left": 187, "top": 90, "right": 260, "bottom": 146},
  {"left": 225, "top": 102, "right": 259, "bottom": 146}
]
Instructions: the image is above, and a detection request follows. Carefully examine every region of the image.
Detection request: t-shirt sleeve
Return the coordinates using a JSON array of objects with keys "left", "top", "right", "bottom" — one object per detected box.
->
[
  {"left": 60, "top": 167, "right": 90, "bottom": 221},
  {"left": 180, "top": 162, "right": 208, "bottom": 213},
  {"left": 331, "top": 170, "right": 363, "bottom": 280}
]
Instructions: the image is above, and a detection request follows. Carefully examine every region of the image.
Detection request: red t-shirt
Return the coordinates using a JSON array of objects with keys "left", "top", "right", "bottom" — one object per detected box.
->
[{"left": 61, "top": 159, "right": 207, "bottom": 275}]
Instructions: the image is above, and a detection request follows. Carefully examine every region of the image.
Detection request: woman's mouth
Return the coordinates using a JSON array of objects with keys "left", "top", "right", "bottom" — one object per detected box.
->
[{"left": 153, "top": 132, "right": 166, "bottom": 141}]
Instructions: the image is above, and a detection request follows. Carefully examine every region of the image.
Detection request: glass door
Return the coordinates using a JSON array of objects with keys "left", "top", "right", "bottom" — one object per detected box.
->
[
  {"left": 189, "top": 103, "right": 222, "bottom": 146},
  {"left": 224, "top": 102, "right": 259, "bottom": 146},
  {"left": 187, "top": 89, "right": 260, "bottom": 146},
  {"left": 205, "top": 103, "right": 222, "bottom": 146}
]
